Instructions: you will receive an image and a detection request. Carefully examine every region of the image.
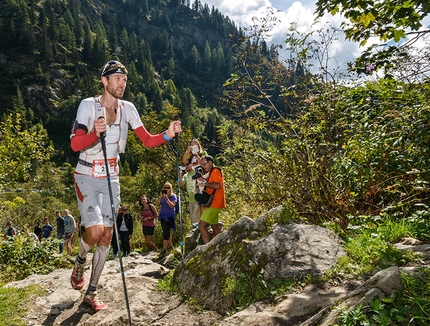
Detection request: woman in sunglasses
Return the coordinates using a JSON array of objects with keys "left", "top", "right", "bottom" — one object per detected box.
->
[
  {"left": 69, "top": 60, "right": 181, "bottom": 312},
  {"left": 155, "top": 182, "right": 177, "bottom": 253}
]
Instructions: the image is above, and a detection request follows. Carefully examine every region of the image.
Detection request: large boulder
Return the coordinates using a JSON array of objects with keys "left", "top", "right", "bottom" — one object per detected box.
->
[{"left": 172, "top": 206, "right": 346, "bottom": 314}]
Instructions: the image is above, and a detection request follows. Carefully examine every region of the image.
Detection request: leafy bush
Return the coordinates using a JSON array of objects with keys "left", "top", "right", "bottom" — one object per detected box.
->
[
  {"left": 405, "top": 206, "right": 430, "bottom": 241},
  {"left": 219, "top": 78, "right": 430, "bottom": 229},
  {"left": 0, "top": 235, "right": 70, "bottom": 282}
]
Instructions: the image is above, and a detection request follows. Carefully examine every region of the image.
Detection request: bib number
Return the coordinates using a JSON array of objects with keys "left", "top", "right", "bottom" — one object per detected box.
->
[{"left": 92, "top": 158, "right": 118, "bottom": 178}]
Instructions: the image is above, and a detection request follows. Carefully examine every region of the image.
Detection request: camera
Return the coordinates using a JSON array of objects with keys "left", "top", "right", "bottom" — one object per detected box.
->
[
  {"left": 162, "top": 189, "right": 167, "bottom": 194},
  {"left": 191, "top": 166, "right": 204, "bottom": 180},
  {"left": 191, "top": 144, "right": 199, "bottom": 154}
]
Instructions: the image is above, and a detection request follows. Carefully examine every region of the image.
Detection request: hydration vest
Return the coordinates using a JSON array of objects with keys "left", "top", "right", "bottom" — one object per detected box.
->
[{"left": 81, "top": 96, "right": 129, "bottom": 155}]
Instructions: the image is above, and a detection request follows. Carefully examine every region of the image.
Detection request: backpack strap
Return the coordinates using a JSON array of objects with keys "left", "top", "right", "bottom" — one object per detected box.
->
[
  {"left": 93, "top": 96, "right": 129, "bottom": 153},
  {"left": 204, "top": 166, "right": 221, "bottom": 195}
]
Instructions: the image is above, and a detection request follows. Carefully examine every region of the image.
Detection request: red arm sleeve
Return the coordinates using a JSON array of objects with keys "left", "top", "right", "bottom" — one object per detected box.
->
[
  {"left": 134, "top": 125, "right": 167, "bottom": 148},
  {"left": 70, "top": 129, "right": 99, "bottom": 152}
]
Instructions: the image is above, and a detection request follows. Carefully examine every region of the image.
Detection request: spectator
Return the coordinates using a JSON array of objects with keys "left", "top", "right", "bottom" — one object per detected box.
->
[
  {"left": 6, "top": 220, "right": 17, "bottom": 237},
  {"left": 156, "top": 182, "right": 177, "bottom": 253},
  {"left": 63, "top": 209, "right": 77, "bottom": 257},
  {"left": 196, "top": 155, "right": 226, "bottom": 244},
  {"left": 182, "top": 138, "right": 207, "bottom": 168},
  {"left": 116, "top": 206, "right": 133, "bottom": 256},
  {"left": 179, "top": 161, "right": 200, "bottom": 226},
  {"left": 42, "top": 217, "right": 53, "bottom": 239},
  {"left": 33, "top": 221, "right": 43, "bottom": 241},
  {"left": 139, "top": 195, "right": 158, "bottom": 251},
  {"left": 56, "top": 211, "right": 65, "bottom": 253}
]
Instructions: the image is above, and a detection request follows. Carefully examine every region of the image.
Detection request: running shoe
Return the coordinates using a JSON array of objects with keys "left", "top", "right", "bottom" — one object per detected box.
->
[
  {"left": 84, "top": 291, "right": 106, "bottom": 312},
  {"left": 70, "top": 261, "right": 85, "bottom": 290}
]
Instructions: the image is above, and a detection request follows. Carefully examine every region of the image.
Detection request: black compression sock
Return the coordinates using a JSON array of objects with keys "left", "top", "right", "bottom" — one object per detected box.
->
[
  {"left": 76, "top": 255, "right": 86, "bottom": 265},
  {"left": 86, "top": 285, "right": 97, "bottom": 294}
]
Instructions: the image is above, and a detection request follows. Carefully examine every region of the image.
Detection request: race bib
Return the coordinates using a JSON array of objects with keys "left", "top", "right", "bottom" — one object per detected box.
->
[{"left": 92, "top": 158, "right": 118, "bottom": 178}]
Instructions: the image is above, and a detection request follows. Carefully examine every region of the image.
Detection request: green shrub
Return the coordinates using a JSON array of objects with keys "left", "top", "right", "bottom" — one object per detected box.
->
[{"left": 0, "top": 234, "right": 70, "bottom": 282}]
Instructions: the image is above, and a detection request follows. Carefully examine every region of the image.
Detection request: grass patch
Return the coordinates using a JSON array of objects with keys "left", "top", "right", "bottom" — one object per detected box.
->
[
  {"left": 221, "top": 268, "right": 299, "bottom": 312},
  {"left": 331, "top": 215, "right": 423, "bottom": 277},
  {"left": 0, "top": 284, "right": 46, "bottom": 326},
  {"left": 157, "top": 270, "right": 176, "bottom": 292}
]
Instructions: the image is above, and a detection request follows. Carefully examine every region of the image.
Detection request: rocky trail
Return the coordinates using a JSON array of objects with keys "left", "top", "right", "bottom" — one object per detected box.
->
[{"left": 5, "top": 225, "right": 430, "bottom": 326}]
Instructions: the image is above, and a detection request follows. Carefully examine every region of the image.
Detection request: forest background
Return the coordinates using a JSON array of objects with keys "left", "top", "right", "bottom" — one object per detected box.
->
[{"left": 0, "top": 0, "right": 429, "bottom": 323}]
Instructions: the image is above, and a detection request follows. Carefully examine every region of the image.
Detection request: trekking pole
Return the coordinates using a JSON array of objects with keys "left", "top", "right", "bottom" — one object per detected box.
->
[
  {"left": 100, "top": 132, "right": 132, "bottom": 326},
  {"left": 175, "top": 117, "right": 185, "bottom": 278}
]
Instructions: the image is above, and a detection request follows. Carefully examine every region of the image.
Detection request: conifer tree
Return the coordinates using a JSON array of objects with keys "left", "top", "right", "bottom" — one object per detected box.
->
[
  {"left": 91, "top": 21, "right": 109, "bottom": 67},
  {"left": 179, "top": 87, "right": 196, "bottom": 127},
  {"left": 187, "top": 45, "right": 200, "bottom": 71},
  {"left": 164, "top": 57, "right": 175, "bottom": 80},
  {"left": 120, "top": 28, "right": 130, "bottom": 61},
  {"left": 109, "top": 23, "right": 119, "bottom": 54},
  {"left": 139, "top": 40, "right": 153, "bottom": 66},
  {"left": 39, "top": 9, "right": 53, "bottom": 61},
  {"left": 82, "top": 21, "right": 93, "bottom": 62},
  {"left": 203, "top": 40, "right": 212, "bottom": 69},
  {"left": 163, "top": 79, "right": 178, "bottom": 105}
]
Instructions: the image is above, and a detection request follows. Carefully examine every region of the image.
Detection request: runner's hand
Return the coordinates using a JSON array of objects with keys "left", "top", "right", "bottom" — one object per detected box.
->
[{"left": 94, "top": 117, "right": 107, "bottom": 138}]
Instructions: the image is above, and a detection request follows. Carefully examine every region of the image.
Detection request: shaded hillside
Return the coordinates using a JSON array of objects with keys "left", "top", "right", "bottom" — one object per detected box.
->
[{"left": 0, "top": 0, "right": 240, "bottom": 160}]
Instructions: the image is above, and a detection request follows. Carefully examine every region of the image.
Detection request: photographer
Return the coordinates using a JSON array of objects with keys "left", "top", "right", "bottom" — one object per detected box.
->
[
  {"left": 156, "top": 182, "right": 177, "bottom": 253},
  {"left": 196, "top": 155, "right": 225, "bottom": 244},
  {"left": 180, "top": 161, "right": 201, "bottom": 226},
  {"left": 182, "top": 138, "right": 207, "bottom": 168}
]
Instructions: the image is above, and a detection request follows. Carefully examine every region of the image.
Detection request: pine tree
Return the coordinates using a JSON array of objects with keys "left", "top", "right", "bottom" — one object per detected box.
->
[
  {"left": 203, "top": 40, "right": 212, "bottom": 70},
  {"left": 91, "top": 21, "right": 109, "bottom": 68},
  {"left": 187, "top": 45, "right": 200, "bottom": 71},
  {"left": 38, "top": 9, "right": 53, "bottom": 61},
  {"left": 120, "top": 28, "right": 130, "bottom": 61},
  {"left": 82, "top": 21, "right": 93, "bottom": 62},
  {"left": 179, "top": 87, "right": 196, "bottom": 127}
]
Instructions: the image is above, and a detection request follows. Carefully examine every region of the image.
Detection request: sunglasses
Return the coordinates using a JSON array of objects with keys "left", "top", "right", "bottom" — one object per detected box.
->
[
  {"left": 163, "top": 186, "right": 170, "bottom": 189},
  {"left": 101, "top": 60, "right": 119, "bottom": 77}
]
